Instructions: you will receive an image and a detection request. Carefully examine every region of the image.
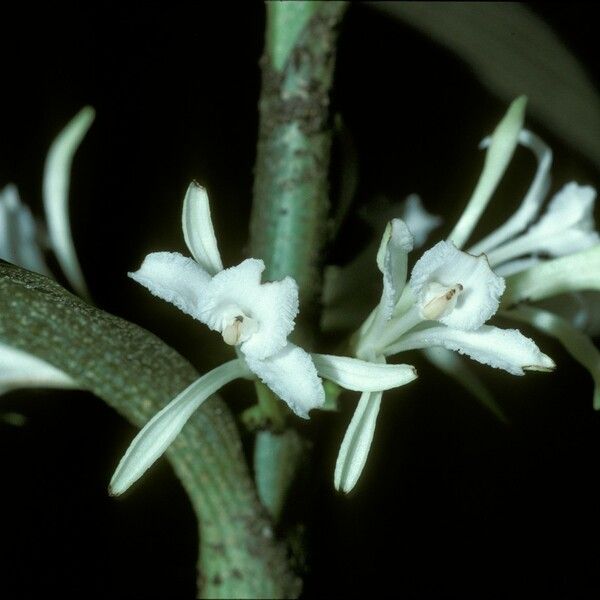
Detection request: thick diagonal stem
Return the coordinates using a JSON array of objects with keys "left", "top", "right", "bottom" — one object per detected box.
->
[{"left": 0, "top": 264, "right": 299, "bottom": 598}]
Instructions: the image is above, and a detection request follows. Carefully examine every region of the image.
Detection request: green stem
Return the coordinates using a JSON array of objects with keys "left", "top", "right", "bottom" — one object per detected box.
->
[
  {"left": 0, "top": 263, "right": 299, "bottom": 599},
  {"left": 248, "top": 1, "right": 347, "bottom": 521}
]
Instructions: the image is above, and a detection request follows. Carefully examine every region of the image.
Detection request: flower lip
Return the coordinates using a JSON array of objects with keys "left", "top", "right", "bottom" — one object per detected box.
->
[{"left": 410, "top": 241, "right": 505, "bottom": 331}]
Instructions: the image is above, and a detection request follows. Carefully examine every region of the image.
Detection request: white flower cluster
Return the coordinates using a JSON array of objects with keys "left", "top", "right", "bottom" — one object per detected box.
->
[
  {"left": 332, "top": 96, "right": 600, "bottom": 493},
  {"left": 109, "top": 184, "right": 417, "bottom": 495}
]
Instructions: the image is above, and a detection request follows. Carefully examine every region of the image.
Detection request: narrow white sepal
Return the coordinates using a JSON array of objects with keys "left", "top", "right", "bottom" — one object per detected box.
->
[
  {"left": 385, "top": 324, "right": 555, "bottom": 375},
  {"left": 376, "top": 219, "right": 413, "bottom": 320},
  {"left": 334, "top": 390, "right": 383, "bottom": 493},
  {"left": 422, "top": 347, "right": 508, "bottom": 423},
  {"left": 109, "top": 359, "right": 247, "bottom": 496},
  {"left": 182, "top": 182, "right": 224, "bottom": 276},
  {"left": 311, "top": 353, "right": 417, "bottom": 392},
  {"left": 504, "top": 305, "right": 600, "bottom": 409},
  {"left": 129, "top": 251, "right": 211, "bottom": 320},
  {"left": 502, "top": 245, "right": 600, "bottom": 306},
  {"left": 487, "top": 183, "right": 599, "bottom": 266},
  {"left": 524, "top": 183, "right": 598, "bottom": 256},
  {"left": 244, "top": 343, "right": 325, "bottom": 419},
  {"left": 43, "top": 106, "right": 95, "bottom": 298},
  {"left": 448, "top": 96, "right": 527, "bottom": 249},
  {"left": 469, "top": 129, "right": 552, "bottom": 256},
  {"left": 0, "top": 342, "right": 77, "bottom": 394}
]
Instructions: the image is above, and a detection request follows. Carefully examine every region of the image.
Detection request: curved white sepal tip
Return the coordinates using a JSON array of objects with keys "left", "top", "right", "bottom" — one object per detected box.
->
[
  {"left": 109, "top": 359, "right": 246, "bottom": 496},
  {"left": 335, "top": 391, "right": 383, "bottom": 493},
  {"left": 43, "top": 106, "right": 95, "bottom": 298},
  {"left": 182, "top": 182, "right": 224, "bottom": 275}
]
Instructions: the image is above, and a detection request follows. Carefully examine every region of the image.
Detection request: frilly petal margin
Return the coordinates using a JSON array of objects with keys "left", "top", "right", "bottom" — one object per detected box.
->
[
  {"left": 311, "top": 353, "right": 417, "bottom": 392},
  {"left": 384, "top": 324, "right": 555, "bottom": 375},
  {"left": 109, "top": 359, "right": 248, "bottom": 496},
  {"left": 410, "top": 241, "right": 505, "bottom": 330},
  {"left": 182, "top": 182, "right": 224, "bottom": 275},
  {"left": 334, "top": 390, "right": 383, "bottom": 493},
  {"left": 128, "top": 252, "right": 212, "bottom": 320},
  {"left": 244, "top": 343, "right": 325, "bottom": 419}
]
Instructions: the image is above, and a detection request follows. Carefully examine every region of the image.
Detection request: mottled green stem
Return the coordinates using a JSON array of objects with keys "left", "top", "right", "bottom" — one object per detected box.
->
[
  {"left": 251, "top": 1, "right": 347, "bottom": 326},
  {"left": 249, "top": 2, "right": 347, "bottom": 518},
  {"left": 0, "top": 263, "right": 299, "bottom": 599}
]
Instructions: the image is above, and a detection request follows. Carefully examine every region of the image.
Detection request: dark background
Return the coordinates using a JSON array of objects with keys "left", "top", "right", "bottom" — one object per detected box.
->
[{"left": 2, "top": 3, "right": 600, "bottom": 597}]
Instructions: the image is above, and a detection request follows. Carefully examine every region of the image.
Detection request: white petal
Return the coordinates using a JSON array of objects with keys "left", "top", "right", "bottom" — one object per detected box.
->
[
  {"left": 502, "top": 244, "right": 600, "bottom": 306},
  {"left": 244, "top": 343, "right": 325, "bottom": 418},
  {"left": 199, "top": 258, "right": 299, "bottom": 360},
  {"left": 129, "top": 252, "right": 211, "bottom": 319},
  {"left": 505, "top": 305, "right": 600, "bottom": 409},
  {"left": 469, "top": 129, "right": 552, "bottom": 255},
  {"left": 43, "top": 107, "right": 95, "bottom": 298},
  {"left": 109, "top": 359, "right": 246, "bottom": 496},
  {"left": 0, "top": 185, "right": 50, "bottom": 276},
  {"left": 181, "top": 182, "right": 223, "bottom": 275},
  {"left": 528, "top": 183, "right": 598, "bottom": 255},
  {"left": 448, "top": 96, "right": 527, "bottom": 248},
  {"left": 401, "top": 194, "right": 442, "bottom": 248},
  {"left": 334, "top": 390, "right": 383, "bottom": 493},
  {"left": 410, "top": 241, "right": 505, "bottom": 330},
  {"left": 487, "top": 184, "right": 599, "bottom": 266},
  {"left": 311, "top": 353, "right": 417, "bottom": 392},
  {"left": 386, "top": 324, "right": 555, "bottom": 375},
  {"left": 376, "top": 219, "right": 413, "bottom": 320},
  {"left": 0, "top": 342, "right": 77, "bottom": 394},
  {"left": 422, "top": 347, "right": 508, "bottom": 423}
]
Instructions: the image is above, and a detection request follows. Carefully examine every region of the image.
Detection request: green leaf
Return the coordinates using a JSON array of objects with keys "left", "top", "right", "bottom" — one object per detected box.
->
[
  {"left": 0, "top": 262, "right": 298, "bottom": 598},
  {"left": 375, "top": 2, "right": 600, "bottom": 170}
]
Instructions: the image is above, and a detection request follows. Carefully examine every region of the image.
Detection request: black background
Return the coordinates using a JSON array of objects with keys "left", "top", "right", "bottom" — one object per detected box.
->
[{"left": 2, "top": 3, "right": 600, "bottom": 597}]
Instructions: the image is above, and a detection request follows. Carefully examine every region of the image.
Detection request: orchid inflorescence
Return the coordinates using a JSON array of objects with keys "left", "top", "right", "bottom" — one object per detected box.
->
[
  {"left": 3, "top": 98, "right": 599, "bottom": 498},
  {"left": 111, "top": 96, "right": 600, "bottom": 496}
]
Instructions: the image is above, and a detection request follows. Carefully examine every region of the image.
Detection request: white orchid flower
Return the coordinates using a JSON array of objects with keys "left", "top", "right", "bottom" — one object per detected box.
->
[
  {"left": 129, "top": 182, "right": 325, "bottom": 419},
  {"left": 110, "top": 183, "right": 419, "bottom": 496},
  {"left": 0, "top": 107, "right": 94, "bottom": 397},
  {"left": 336, "top": 225, "right": 554, "bottom": 493},
  {"left": 453, "top": 102, "right": 600, "bottom": 410}
]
